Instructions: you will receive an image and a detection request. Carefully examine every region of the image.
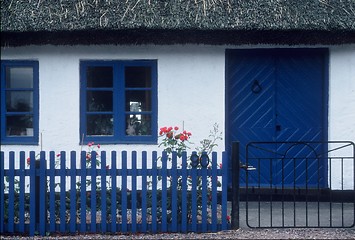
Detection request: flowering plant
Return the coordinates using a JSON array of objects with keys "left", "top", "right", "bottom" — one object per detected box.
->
[
  {"left": 150, "top": 123, "right": 228, "bottom": 223},
  {"left": 158, "top": 126, "right": 192, "bottom": 157}
]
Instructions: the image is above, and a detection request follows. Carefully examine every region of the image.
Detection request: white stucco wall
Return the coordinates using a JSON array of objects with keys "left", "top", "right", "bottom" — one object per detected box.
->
[
  {"left": 328, "top": 45, "right": 355, "bottom": 189},
  {"left": 1, "top": 44, "right": 354, "bottom": 189}
]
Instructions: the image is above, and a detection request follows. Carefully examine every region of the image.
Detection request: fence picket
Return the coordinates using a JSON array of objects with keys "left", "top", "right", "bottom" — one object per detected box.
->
[
  {"left": 191, "top": 152, "right": 197, "bottom": 232},
  {"left": 8, "top": 152, "right": 15, "bottom": 232},
  {"left": 161, "top": 151, "right": 168, "bottom": 232},
  {"left": 121, "top": 151, "right": 127, "bottom": 233},
  {"left": 1, "top": 150, "right": 229, "bottom": 236},
  {"left": 211, "top": 152, "right": 218, "bottom": 232},
  {"left": 181, "top": 152, "right": 188, "bottom": 233},
  {"left": 131, "top": 151, "right": 137, "bottom": 232},
  {"left": 48, "top": 151, "right": 56, "bottom": 232},
  {"left": 90, "top": 151, "right": 97, "bottom": 232},
  {"left": 19, "top": 151, "right": 25, "bottom": 233},
  {"left": 101, "top": 151, "right": 107, "bottom": 232},
  {"left": 151, "top": 151, "right": 158, "bottom": 233},
  {"left": 80, "top": 151, "right": 87, "bottom": 232},
  {"left": 141, "top": 151, "right": 147, "bottom": 232},
  {"left": 59, "top": 152, "right": 66, "bottom": 232},
  {"left": 29, "top": 151, "right": 36, "bottom": 236},
  {"left": 39, "top": 152, "right": 46, "bottom": 235},
  {"left": 70, "top": 151, "right": 77, "bottom": 233},
  {"left": 171, "top": 152, "right": 178, "bottom": 232},
  {"left": 110, "top": 151, "right": 117, "bottom": 232}
]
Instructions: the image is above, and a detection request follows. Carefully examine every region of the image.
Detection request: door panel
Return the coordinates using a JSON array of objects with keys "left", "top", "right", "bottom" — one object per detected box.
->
[{"left": 226, "top": 49, "right": 327, "bottom": 187}]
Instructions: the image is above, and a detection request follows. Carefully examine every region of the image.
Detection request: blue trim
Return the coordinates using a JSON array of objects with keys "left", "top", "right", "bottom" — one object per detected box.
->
[
  {"left": 80, "top": 60, "right": 157, "bottom": 144},
  {"left": 0, "top": 60, "right": 39, "bottom": 145}
]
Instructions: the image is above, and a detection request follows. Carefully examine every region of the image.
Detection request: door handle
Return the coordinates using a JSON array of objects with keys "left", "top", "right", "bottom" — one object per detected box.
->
[{"left": 276, "top": 125, "right": 281, "bottom": 131}]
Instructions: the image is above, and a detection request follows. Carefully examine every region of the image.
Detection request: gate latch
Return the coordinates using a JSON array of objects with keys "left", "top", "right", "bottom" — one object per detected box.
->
[{"left": 240, "top": 163, "right": 256, "bottom": 171}]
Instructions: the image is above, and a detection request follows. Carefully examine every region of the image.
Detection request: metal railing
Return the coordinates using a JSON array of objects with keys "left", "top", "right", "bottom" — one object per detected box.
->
[{"left": 242, "top": 141, "right": 355, "bottom": 228}]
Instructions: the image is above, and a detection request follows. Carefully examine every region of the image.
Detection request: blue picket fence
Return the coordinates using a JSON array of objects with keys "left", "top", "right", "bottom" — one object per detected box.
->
[{"left": 0, "top": 150, "right": 230, "bottom": 236}]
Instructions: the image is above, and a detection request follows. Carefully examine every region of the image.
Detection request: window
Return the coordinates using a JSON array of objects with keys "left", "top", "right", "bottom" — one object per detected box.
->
[
  {"left": 1, "top": 61, "right": 39, "bottom": 144},
  {"left": 80, "top": 60, "right": 157, "bottom": 143}
]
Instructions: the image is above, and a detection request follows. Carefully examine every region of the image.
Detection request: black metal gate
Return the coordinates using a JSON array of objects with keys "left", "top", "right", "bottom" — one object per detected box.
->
[{"left": 231, "top": 141, "right": 355, "bottom": 228}]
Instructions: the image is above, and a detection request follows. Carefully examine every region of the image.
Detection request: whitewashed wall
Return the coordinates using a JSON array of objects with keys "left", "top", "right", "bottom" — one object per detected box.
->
[{"left": 1, "top": 44, "right": 354, "bottom": 189}]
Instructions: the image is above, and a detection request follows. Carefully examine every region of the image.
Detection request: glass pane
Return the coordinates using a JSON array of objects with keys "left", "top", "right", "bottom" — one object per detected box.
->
[
  {"left": 125, "top": 114, "right": 151, "bottom": 136},
  {"left": 6, "top": 91, "right": 33, "bottom": 112},
  {"left": 6, "top": 115, "right": 33, "bottom": 136},
  {"left": 6, "top": 67, "right": 33, "bottom": 88},
  {"left": 87, "top": 66, "right": 113, "bottom": 88},
  {"left": 87, "top": 91, "right": 113, "bottom": 112},
  {"left": 87, "top": 114, "right": 113, "bottom": 136},
  {"left": 125, "top": 66, "right": 152, "bottom": 88},
  {"left": 125, "top": 90, "right": 151, "bottom": 111}
]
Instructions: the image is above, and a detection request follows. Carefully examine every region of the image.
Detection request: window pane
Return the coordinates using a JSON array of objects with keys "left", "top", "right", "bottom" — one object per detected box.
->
[
  {"left": 6, "top": 67, "right": 33, "bottom": 88},
  {"left": 87, "top": 91, "right": 113, "bottom": 112},
  {"left": 6, "top": 115, "right": 33, "bottom": 136},
  {"left": 87, "top": 66, "right": 113, "bottom": 88},
  {"left": 125, "top": 90, "right": 151, "bottom": 112},
  {"left": 87, "top": 114, "right": 113, "bottom": 136},
  {"left": 125, "top": 66, "right": 151, "bottom": 88},
  {"left": 6, "top": 91, "right": 33, "bottom": 112},
  {"left": 126, "top": 114, "right": 151, "bottom": 136}
]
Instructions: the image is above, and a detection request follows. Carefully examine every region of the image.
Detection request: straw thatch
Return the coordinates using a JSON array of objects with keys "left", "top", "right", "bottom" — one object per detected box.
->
[{"left": 1, "top": 0, "right": 355, "bottom": 46}]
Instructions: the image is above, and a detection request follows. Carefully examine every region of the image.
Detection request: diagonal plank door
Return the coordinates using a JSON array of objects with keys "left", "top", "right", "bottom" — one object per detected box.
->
[{"left": 226, "top": 49, "right": 328, "bottom": 187}]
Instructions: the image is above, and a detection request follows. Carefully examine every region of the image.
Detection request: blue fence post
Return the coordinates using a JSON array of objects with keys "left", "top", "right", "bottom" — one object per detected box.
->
[
  {"left": 131, "top": 151, "right": 137, "bottom": 232},
  {"left": 231, "top": 141, "right": 240, "bottom": 229},
  {"left": 101, "top": 151, "right": 107, "bottom": 233},
  {"left": 121, "top": 151, "right": 127, "bottom": 233},
  {"left": 110, "top": 151, "right": 117, "bottom": 233},
  {"left": 70, "top": 151, "right": 77, "bottom": 233},
  {"left": 19, "top": 152, "right": 26, "bottom": 233},
  {"left": 38, "top": 151, "right": 47, "bottom": 236}
]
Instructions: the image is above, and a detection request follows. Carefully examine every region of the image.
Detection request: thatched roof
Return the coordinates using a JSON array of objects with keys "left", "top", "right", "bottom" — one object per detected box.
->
[{"left": 1, "top": 0, "right": 355, "bottom": 46}]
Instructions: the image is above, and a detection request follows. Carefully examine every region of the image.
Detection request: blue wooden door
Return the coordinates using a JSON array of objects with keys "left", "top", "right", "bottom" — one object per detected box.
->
[{"left": 226, "top": 49, "right": 328, "bottom": 187}]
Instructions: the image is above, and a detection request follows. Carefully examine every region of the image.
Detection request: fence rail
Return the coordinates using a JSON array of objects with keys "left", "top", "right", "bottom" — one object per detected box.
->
[{"left": 0, "top": 150, "right": 230, "bottom": 236}]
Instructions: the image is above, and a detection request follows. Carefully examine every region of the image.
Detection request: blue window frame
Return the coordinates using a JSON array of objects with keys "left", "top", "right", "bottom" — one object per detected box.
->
[
  {"left": 80, "top": 60, "right": 157, "bottom": 144},
  {"left": 1, "top": 60, "right": 39, "bottom": 144}
]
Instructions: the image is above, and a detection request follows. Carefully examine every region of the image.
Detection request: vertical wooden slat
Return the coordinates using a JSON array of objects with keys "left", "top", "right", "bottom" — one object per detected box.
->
[
  {"left": 151, "top": 151, "right": 158, "bottom": 233},
  {"left": 131, "top": 151, "right": 137, "bottom": 232},
  {"left": 211, "top": 152, "right": 218, "bottom": 232},
  {"left": 19, "top": 151, "right": 25, "bottom": 233},
  {"left": 181, "top": 152, "right": 188, "bottom": 233},
  {"left": 39, "top": 151, "right": 46, "bottom": 236},
  {"left": 191, "top": 152, "right": 197, "bottom": 232},
  {"left": 202, "top": 154, "right": 208, "bottom": 232},
  {"left": 0, "top": 151, "right": 4, "bottom": 233},
  {"left": 141, "top": 151, "right": 147, "bottom": 232},
  {"left": 161, "top": 151, "right": 167, "bottom": 232},
  {"left": 48, "top": 151, "right": 56, "bottom": 232},
  {"left": 110, "top": 151, "right": 117, "bottom": 233},
  {"left": 121, "top": 151, "right": 127, "bottom": 233},
  {"left": 8, "top": 151, "right": 15, "bottom": 233},
  {"left": 29, "top": 151, "right": 36, "bottom": 236},
  {"left": 101, "top": 151, "right": 107, "bottom": 232},
  {"left": 59, "top": 151, "right": 66, "bottom": 232},
  {"left": 171, "top": 152, "right": 178, "bottom": 232},
  {"left": 80, "top": 151, "right": 87, "bottom": 232},
  {"left": 221, "top": 151, "right": 228, "bottom": 230},
  {"left": 90, "top": 151, "right": 97, "bottom": 232},
  {"left": 70, "top": 151, "right": 77, "bottom": 233}
]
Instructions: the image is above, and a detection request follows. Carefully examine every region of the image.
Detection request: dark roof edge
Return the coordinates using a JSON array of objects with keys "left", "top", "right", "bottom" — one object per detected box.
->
[{"left": 2, "top": 29, "right": 355, "bottom": 47}]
